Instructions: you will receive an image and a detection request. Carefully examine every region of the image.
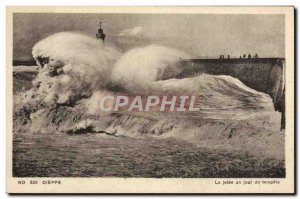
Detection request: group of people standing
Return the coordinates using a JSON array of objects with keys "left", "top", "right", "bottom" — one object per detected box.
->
[
  {"left": 240, "top": 53, "right": 259, "bottom": 59},
  {"left": 219, "top": 53, "right": 259, "bottom": 59}
]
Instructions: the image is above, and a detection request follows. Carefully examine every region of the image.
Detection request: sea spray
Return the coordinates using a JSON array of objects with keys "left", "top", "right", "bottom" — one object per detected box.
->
[
  {"left": 111, "top": 44, "right": 190, "bottom": 94},
  {"left": 30, "top": 32, "right": 120, "bottom": 105}
]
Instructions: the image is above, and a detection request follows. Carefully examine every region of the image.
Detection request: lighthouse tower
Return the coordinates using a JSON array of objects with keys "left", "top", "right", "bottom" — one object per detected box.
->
[{"left": 96, "top": 21, "right": 106, "bottom": 41}]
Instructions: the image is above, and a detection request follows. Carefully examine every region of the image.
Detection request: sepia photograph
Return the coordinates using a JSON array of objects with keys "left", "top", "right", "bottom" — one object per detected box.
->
[{"left": 6, "top": 6, "right": 295, "bottom": 194}]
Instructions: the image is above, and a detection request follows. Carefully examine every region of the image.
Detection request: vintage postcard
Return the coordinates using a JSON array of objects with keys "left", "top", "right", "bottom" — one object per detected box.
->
[{"left": 6, "top": 6, "right": 294, "bottom": 194}]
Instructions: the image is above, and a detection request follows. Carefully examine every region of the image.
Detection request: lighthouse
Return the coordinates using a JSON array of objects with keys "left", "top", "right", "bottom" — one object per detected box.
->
[{"left": 96, "top": 21, "right": 106, "bottom": 41}]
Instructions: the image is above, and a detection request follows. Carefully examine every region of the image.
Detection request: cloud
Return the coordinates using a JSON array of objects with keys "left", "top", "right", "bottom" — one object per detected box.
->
[{"left": 119, "top": 26, "right": 143, "bottom": 36}]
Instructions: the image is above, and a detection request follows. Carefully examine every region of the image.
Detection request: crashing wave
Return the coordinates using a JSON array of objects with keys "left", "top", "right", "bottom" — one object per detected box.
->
[{"left": 13, "top": 32, "right": 283, "bottom": 159}]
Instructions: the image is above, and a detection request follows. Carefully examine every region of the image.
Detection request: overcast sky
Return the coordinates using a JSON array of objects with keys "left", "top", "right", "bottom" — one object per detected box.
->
[{"left": 13, "top": 13, "right": 284, "bottom": 60}]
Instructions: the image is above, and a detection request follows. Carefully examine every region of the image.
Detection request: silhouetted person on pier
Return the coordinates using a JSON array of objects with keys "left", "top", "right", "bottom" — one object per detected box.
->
[
  {"left": 219, "top": 55, "right": 223, "bottom": 59},
  {"left": 243, "top": 54, "right": 246, "bottom": 58},
  {"left": 239, "top": 56, "right": 242, "bottom": 59},
  {"left": 248, "top": 53, "right": 252, "bottom": 58},
  {"left": 254, "top": 53, "right": 258, "bottom": 58},
  {"left": 228, "top": 55, "right": 230, "bottom": 59}
]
